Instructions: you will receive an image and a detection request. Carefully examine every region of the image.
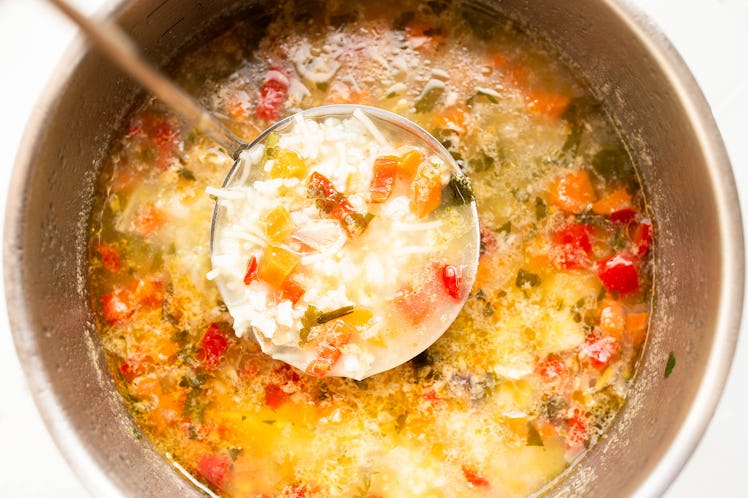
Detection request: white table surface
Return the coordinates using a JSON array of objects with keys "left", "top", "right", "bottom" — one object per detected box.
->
[{"left": 1, "top": 0, "right": 746, "bottom": 496}]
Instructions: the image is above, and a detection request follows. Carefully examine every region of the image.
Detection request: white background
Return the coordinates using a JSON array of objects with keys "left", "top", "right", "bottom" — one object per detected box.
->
[{"left": 1, "top": 0, "right": 746, "bottom": 496}]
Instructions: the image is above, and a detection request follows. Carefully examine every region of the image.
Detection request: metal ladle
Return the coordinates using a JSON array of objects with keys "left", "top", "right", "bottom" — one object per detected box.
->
[{"left": 49, "top": 0, "right": 480, "bottom": 379}]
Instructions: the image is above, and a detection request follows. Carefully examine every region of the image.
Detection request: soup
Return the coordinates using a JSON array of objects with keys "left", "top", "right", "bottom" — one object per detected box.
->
[{"left": 88, "top": 1, "right": 653, "bottom": 496}]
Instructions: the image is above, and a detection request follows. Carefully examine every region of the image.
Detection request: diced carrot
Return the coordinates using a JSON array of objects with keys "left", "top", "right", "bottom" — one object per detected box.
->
[
  {"left": 133, "top": 278, "right": 164, "bottom": 308},
  {"left": 262, "top": 206, "right": 296, "bottom": 243},
  {"left": 279, "top": 278, "right": 305, "bottom": 304},
  {"left": 134, "top": 204, "right": 166, "bottom": 236},
  {"left": 226, "top": 98, "right": 249, "bottom": 121},
  {"left": 411, "top": 162, "right": 443, "bottom": 217},
  {"left": 592, "top": 187, "right": 632, "bottom": 215},
  {"left": 398, "top": 149, "right": 424, "bottom": 183},
  {"left": 97, "top": 242, "right": 122, "bottom": 272},
  {"left": 369, "top": 156, "right": 399, "bottom": 203},
  {"left": 258, "top": 245, "right": 301, "bottom": 289},
  {"left": 526, "top": 89, "right": 570, "bottom": 119},
  {"left": 549, "top": 170, "right": 596, "bottom": 214},
  {"left": 626, "top": 311, "right": 649, "bottom": 348},
  {"left": 433, "top": 104, "right": 468, "bottom": 133},
  {"left": 269, "top": 149, "right": 307, "bottom": 179},
  {"left": 131, "top": 372, "right": 161, "bottom": 400},
  {"left": 306, "top": 343, "right": 342, "bottom": 377},
  {"left": 305, "top": 320, "right": 353, "bottom": 377},
  {"left": 599, "top": 300, "right": 626, "bottom": 338}
]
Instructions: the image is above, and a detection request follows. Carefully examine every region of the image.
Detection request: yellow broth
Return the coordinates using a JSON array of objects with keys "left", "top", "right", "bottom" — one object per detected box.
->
[{"left": 88, "top": 1, "right": 654, "bottom": 496}]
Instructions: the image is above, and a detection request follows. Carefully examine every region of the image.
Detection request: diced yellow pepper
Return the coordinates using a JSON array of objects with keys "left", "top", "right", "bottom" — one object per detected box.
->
[
  {"left": 262, "top": 206, "right": 295, "bottom": 243},
  {"left": 258, "top": 245, "right": 300, "bottom": 289},
  {"left": 269, "top": 149, "right": 307, "bottom": 179},
  {"left": 411, "top": 161, "right": 443, "bottom": 218}
]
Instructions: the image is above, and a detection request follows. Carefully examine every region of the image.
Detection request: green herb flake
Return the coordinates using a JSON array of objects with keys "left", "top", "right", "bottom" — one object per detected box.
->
[
  {"left": 516, "top": 269, "right": 541, "bottom": 288},
  {"left": 132, "top": 427, "right": 143, "bottom": 441},
  {"left": 497, "top": 221, "right": 512, "bottom": 234},
  {"left": 228, "top": 447, "right": 243, "bottom": 461},
  {"left": 442, "top": 174, "right": 475, "bottom": 207},
  {"left": 534, "top": 197, "right": 547, "bottom": 220},
  {"left": 665, "top": 352, "right": 676, "bottom": 378},
  {"left": 526, "top": 422, "right": 544, "bottom": 446},
  {"left": 317, "top": 305, "right": 355, "bottom": 324},
  {"left": 299, "top": 305, "right": 322, "bottom": 343},
  {"left": 178, "top": 168, "right": 196, "bottom": 181}
]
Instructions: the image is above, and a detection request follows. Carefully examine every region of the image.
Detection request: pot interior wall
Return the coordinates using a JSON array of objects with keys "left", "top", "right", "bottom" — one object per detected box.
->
[{"left": 5, "top": 0, "right": 739, "bottom": 496}]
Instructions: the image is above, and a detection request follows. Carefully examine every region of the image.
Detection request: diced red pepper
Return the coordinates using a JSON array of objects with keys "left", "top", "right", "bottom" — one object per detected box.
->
[
  {"left": 566, "top": 413, "right": 587, "bottom": 448},
  {"left": 441, "top": 264, "right": 463, "bottom": 300},
  {"left": 462, "top": 466, "right": 490, "bottom": 488},
  {"left": 597, "top": 253, "right": 640, "bottom": 294},
  {"left": 133, "top": 113, "right": 181, "bottom": 170},
  {"left": 243, "top": 255, "right": 259, "bottom": 285},
  {"left": 609, "top": 208, "right": 636, "bottom": 224},
  {"left": 550, "top": 223, "right": 592, "bottom": 270},
  {"left": 579, "top": 334, "right": 618, "bottom": 368},
  {"left": 369, "top": 156, "right": 399, "bottom": 203},
  {"left": 536, "top": 355, "right": 567, "bottom": 387},
  {"left": 101, "top": 288, "right": 136, "bottom": 324},
  {"left": 97, "top": 242, "right": 122, "bottom": 272},
  {"left": 196, "top": 454, "right": 231, "bottom": 491},
  {"left": 256, "top": 68, "right": 289, "bottom": 121},
  {"left": 308, "top": 172, "right": 372, "bottom": 237},
  {"left": 198, "top": 323, "right": 229, "bottom": 370},
  {"left": 264, "top": 383, "right": 289, "bottom": 409}
]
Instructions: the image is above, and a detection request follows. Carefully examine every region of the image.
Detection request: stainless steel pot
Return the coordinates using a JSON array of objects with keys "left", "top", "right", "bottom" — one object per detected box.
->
[{"left": 4, "top": 0, "right": 743, "bottom": 496}]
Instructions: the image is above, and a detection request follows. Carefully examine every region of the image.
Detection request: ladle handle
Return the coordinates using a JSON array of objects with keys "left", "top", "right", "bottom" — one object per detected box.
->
[{"left": 47, "top": 0, "right": 246, "bottom": 156}]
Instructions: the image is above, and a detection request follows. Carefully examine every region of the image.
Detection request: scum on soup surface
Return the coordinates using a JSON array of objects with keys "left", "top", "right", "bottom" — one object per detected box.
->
[{"left": 88, "top": 1, "right": 653, "bottom": 497}]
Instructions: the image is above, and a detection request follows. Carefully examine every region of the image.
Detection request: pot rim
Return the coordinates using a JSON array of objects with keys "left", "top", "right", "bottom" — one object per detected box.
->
[{"left": 3, "top": 1, "right": 743, "bottom": 496}]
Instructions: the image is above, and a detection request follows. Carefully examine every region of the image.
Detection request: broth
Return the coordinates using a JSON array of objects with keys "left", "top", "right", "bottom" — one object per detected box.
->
[{"left": 88, "top": 1, "right": 653, "bottom": 496}]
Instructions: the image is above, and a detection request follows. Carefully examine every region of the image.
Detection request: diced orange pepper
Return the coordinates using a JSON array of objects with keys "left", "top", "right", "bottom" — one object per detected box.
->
[
  {"left": 526, "top": 89, "right": 570, "bottom": 119},
  {"left": 599, "top": 300, "right": 626, "bottom": 338},
  {"left": 262, "top": 206, "right": 295, "bottom": 243},
  {"left": 489, "top": 52, "right": 508, "bottom": 69},
  {"left": 626, "top": 311, "right": 649, "bottom": 347},
  {"left": 411, "top": 162, "right": 443, "bottom": 218},
  {"left": 398, "top": 149, "right": 424, "bottom": 183},
  {"left": 369, "top": 156, "right": 399, "bottom": 203},
  {"left": 279, "top": 278, "right": 305, "bottom": 304},
  {"left": 258, "top": 245, "right": 301, "bottom": 289},
  {"left": 269, "top": 149, "right": 307, "bottom": 179},
  {"left": 592, "top": 187, "right": 633, "bottom": 215},
  {"left": 550, "top": 170, "right": 596, "bottom": 214},
  {"left": 434, "top": 104, "right": 468, "bottom": 133}
]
